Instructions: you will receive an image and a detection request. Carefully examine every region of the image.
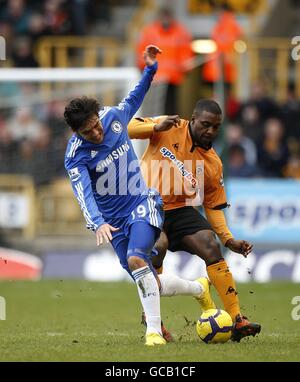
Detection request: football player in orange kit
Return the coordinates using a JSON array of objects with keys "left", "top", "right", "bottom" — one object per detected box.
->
[{"left": 128, "top": 99, "right": 261, "bottom": 342}]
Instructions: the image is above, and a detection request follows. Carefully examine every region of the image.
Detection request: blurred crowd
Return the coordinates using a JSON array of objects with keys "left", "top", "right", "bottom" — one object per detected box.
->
[
  {"left": 0, "top": 89, "right": 69, "bottom": 185},
  {"left": 135, "top": 6, "right": 300, "bottom": 181},
  {"left": 225, "top": 82, "right": 300, "bottom": 179},
  {"left": 0, "top": 0, "right": 111, "bottom": 67},
  {"left": 0, "top": 1, "right": 300, "bottom": 185},
  {"left": 0, "top": 80, "right": 300, "bottom": 185}
]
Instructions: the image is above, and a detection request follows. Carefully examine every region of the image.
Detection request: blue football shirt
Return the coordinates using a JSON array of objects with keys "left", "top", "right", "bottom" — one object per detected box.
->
[{"left": 65, "top": 63, "right": 157, "bottom": 231}]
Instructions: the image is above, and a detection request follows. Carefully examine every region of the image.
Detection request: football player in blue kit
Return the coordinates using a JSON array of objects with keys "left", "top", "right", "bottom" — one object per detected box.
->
[{"left": 64, "top": 45, "right": 215, "bottom": 346}]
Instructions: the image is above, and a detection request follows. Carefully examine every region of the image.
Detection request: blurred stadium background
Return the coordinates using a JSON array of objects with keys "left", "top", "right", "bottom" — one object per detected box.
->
[{"left": 1, "top": 0, "right": 300, "bottom": 284}]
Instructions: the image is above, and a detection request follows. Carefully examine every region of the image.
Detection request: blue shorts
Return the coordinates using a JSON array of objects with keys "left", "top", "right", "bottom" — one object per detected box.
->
[{"left": 106, "top": 189, "right": 164, "bottom": 277}]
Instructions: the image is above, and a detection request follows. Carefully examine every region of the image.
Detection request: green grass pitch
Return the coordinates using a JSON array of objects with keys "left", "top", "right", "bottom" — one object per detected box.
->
[{"left": 0, "top": 280, "right": 299, "bottom": 361}]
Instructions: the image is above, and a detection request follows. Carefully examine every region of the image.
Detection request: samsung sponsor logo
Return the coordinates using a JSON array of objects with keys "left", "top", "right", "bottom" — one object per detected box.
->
[{"left": 96, "top": 142, "right": 130, "bottom": 171}]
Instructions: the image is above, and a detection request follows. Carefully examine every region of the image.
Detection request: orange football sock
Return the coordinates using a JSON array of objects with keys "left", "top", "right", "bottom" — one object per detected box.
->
[
  {"left": 207, "top": 259, "right": 240, "bottom": 321},
  {"left": 155, "top": 265, "right": 163, "bottom": 275}
]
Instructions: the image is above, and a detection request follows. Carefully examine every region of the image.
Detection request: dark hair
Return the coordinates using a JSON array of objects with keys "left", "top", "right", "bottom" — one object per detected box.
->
[
  {"left": 64, "top": 97, "right": 101, "bottom": 131},
  {"left": 193, "top": 99, "right": 222, "bottom": 116},
  {"left": 158, "top": 7, "right": 174, "bottom": 18}
]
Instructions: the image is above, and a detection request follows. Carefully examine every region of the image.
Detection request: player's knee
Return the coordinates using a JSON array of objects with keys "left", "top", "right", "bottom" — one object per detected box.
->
[
  {"left": 155, "top": 232, "right": 168, "bottom": 254},
  {"left": 200, "top": 231, "right": 222, "bottom": 265},
  {"left": 127, "top": 255, "right": 147, "bottom": 271},
  {"left": 152, "top": 233, "right": 168, "bottom": 269},
  {"left": 154, "top": 233, "right": 168, "bottom": 257},
  {"left": 151, "top": 254, "right": 163, "bottom": 269}
]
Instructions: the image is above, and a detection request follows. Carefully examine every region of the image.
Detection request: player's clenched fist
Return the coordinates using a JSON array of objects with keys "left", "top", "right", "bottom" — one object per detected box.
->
[
  {"left": 96, "top": 224, "right": 119, "bottom": 245},
  {"left": 143, "top": 45, "right": 162, "bottom": 66}
]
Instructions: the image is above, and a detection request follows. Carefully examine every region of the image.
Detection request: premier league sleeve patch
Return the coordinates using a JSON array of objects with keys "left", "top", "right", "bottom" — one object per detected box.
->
[{"left": 68, "top": 167, "right": 81, "bottom": 182}]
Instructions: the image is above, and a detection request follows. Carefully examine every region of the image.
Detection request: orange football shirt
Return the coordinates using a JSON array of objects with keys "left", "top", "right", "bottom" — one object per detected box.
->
[{"left": 128, "top": 117, "right": 227, "bottom": 211}]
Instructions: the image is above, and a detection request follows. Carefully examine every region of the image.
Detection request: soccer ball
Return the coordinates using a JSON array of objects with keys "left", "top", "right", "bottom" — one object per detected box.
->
[{"left": 196, "top": 309, "right": 233, "bottom": 344}]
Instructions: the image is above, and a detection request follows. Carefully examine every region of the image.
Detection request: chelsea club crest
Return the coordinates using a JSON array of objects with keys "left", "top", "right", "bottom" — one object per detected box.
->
[{"left": 111, "top": 121, "right": 123, "bottom": 134}]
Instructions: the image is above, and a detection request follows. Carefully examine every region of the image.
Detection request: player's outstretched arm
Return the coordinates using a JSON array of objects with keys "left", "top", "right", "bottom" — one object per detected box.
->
[
  {"left": 128, "top": 115, "right": 180, "bottom": 139},
  {"left": 116, "top": 45, "right": 161, "bottom": 124}
]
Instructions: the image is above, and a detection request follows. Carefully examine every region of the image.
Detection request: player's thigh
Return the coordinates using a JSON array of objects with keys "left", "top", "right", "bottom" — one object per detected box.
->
[
  {"left": 128, "top": 220, "right": 158, "bottom": 255},
  {"left": 155, "top": 231, "right": 168, "bottom": 256},
  {"left": 126, "top": 191, "right": 164, "bottom": 268},
  {"left": 164, "top": 206, "right": 211, "bottom": 252},
  {"left": 128, "top": 191, "right": 164, "bottom": 238},
  {"left": 181, "top": 229, "right": 222, "bottom": 262},
  {"left": 151, "top": 231, "right": 168, "bottom": 268},
  {"left": 127, "top": 220, "right": 160, "bottom": 274}
]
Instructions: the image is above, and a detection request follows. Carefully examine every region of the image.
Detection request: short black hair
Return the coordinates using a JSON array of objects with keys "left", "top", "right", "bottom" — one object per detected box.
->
[
  {"left": 193, "top": 99, "right": 222, "bottom": 116},
  {"left": 64, "top": 97, "right": 101, "bottom": 132}
]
